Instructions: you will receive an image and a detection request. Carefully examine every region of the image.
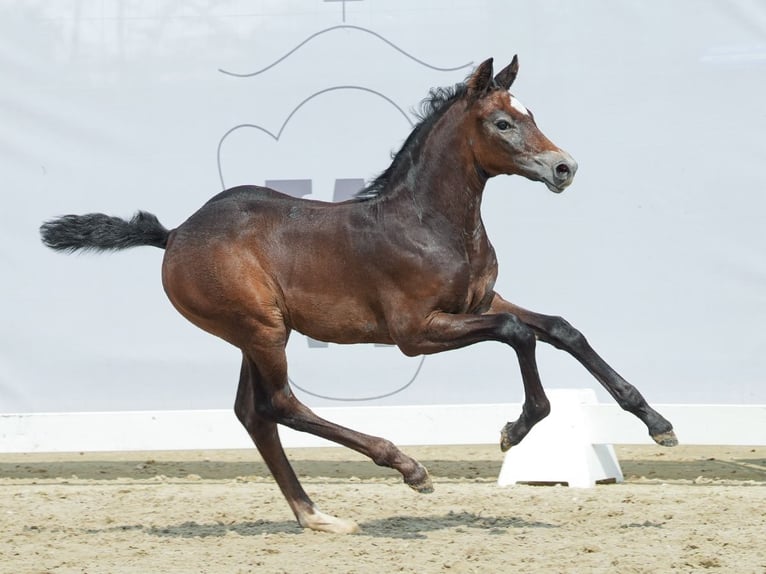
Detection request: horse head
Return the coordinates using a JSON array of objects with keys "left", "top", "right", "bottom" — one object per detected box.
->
[{"left": 466, "top": 57, "right": 577, "bottom": 193}]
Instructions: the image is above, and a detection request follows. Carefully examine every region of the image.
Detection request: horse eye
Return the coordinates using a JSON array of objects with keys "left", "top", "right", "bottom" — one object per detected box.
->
[{"left": 495, "top": 120, "right": 511, "bottom": 131}]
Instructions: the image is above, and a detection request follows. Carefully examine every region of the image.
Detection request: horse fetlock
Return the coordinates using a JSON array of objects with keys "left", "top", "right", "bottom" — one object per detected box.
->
[
  {"left": 370, "top": 438, "right": 401, "bottom": 467},
  {"left": 524, "top": 398, "right": 551, "bottom": 420}
]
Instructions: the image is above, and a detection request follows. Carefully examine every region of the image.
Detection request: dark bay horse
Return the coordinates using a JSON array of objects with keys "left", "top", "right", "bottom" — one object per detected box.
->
[{"left": 40, "top": 57, "right": 676, "bottom": 534}]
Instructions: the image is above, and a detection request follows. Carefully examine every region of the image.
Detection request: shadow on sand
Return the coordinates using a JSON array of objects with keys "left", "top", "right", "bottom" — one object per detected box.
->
[{"left": 79, "top": 510, "right": 556, "bottom": 540}]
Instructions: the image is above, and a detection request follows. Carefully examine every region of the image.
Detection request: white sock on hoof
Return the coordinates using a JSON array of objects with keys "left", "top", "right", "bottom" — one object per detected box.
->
[{"left": 299, "top": 507, "right": 360, "bottom": 534}]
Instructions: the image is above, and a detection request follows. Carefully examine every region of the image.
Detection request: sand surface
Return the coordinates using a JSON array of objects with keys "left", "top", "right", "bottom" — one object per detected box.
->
[{"left": 1, "top": 444, "right": 765, "bottom": 573}]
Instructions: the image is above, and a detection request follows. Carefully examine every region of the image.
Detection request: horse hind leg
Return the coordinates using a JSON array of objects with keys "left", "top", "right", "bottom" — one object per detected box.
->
[
  {"left": 240, "top": 329, "right": 432, "bottom": 483},
  {"left": 236, "top": 339, "right": 433, "bottom": 534},
  {"left": 278, "top": 399, "right": 433, "bottom": 494},
  {"left": 234, "top": 355, "right": 359, "bottom": 534}
]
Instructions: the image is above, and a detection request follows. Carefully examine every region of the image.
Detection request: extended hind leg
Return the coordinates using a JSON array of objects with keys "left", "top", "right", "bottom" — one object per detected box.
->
[
  {"left": 237, "top": 331, "right": 431, "bottom": 530},
  {"left": 271, "top": 397, "right": 433, "bottom": 493},
  {"left": 489, "top": 293, "right": 677, "bottom": 446},
  {"left": 234, "top": 356, "right": 359, "bottom": 534}
]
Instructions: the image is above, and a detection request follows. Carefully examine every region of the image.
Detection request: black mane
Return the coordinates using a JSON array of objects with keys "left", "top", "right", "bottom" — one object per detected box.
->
[{"left": 355, "top": 82, "right": 468, "bottom": 199}]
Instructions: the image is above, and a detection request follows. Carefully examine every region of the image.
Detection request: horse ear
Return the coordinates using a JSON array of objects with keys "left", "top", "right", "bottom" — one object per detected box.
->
[
  {"left": 467, "top": 58, "right": 494, "bottom": 96},
  {"left": 494, "top": 55, "right": 519, "bottom": 90}
]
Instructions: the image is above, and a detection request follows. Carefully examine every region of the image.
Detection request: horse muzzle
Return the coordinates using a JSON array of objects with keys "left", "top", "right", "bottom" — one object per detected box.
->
[
  {"left": 543, "top": 151, "right": 578, "bottom": 193},
  {"left": 525, "top": 150, "right": 578, "bottom": 193}
]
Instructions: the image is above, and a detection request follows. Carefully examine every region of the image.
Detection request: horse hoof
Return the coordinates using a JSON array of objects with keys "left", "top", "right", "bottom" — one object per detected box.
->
[
  {"left": 406, "top": 464, "right": 434, "bottom": 494},
  {"left": 299, "top": 508, "right": 360, "bottom": 534},
  {"left": 652, "top": 429, "right": 678, "bottom": 447},
  {"left": 409, "top": 476, "right": 434, "bottom": 494},
  {"left": 499, "top": 422, "right": 516, "bottom": 452}
]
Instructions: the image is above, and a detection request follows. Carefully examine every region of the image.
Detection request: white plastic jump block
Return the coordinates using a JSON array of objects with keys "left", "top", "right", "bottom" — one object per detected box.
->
[{"left": 497, "top": 388, "right": 623, "bottom": 488}]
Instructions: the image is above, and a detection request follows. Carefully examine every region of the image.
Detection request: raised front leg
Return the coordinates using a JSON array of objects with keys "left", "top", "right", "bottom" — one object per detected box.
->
[
  {"left": 489, "top": 293, "right": 678, "bottom": 446},
  {"left": 394, "top": 311, "right": 552, "bottom": 451}
]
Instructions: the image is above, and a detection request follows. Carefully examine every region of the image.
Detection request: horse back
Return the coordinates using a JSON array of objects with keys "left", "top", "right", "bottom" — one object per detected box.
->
[{"left": 162, "top": 185, "right": 398, "bottom": 344}]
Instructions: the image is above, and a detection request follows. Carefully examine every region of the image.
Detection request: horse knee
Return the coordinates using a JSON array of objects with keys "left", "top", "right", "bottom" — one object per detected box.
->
[
  {"left": 548, "top": 316, "right": 586, "bottom": 349},
  {"left": 499, "top": 314, "right": 536, "bottom": 351}
]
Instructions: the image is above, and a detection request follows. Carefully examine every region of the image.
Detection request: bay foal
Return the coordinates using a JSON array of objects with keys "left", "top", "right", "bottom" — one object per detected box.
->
[{"left": 41, "top": 57, "right": 676, "bottom": 533}]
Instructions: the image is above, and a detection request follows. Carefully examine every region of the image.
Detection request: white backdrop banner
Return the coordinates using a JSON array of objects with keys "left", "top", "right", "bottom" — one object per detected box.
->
[{"left": 1, "top": 1, "right": 764, "bottom": 414}]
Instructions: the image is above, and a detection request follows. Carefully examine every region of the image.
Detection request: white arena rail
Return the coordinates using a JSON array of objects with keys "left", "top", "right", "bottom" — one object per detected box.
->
[
  {"left": 2, "top": 397, "right": 764, "bottom": 453},
  {"left": 3, "top": 391, "right": 764, "bottom": 488}
]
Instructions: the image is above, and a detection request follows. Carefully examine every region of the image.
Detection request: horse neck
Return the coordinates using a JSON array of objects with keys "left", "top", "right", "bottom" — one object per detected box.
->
[{"left": 389, "top": 102, "right": 488, "bottom": 234}]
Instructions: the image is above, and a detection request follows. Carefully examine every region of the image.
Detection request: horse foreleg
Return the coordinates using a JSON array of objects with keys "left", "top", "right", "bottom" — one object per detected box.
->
[
  {"left": 395, "top": 312, "right": 551, "bottom": 451},
  {"left": 234, "top": 356, "right": 360, "bottom": 534},
  {"left": 489, "top": 293, "right": 677, "bottom": 446}
]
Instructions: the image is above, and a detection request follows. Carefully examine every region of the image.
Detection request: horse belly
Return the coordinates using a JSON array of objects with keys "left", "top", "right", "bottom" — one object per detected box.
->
[{"left": 284, "top": 288, "right": 394, "bottom": 345}]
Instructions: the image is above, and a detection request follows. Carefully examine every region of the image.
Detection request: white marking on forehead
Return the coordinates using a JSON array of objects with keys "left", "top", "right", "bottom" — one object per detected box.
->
[{"left": 510, "top": 96, "right": 529, "bottom": 116}]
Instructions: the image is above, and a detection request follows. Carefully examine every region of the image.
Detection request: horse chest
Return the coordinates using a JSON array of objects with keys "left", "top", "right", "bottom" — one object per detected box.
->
[
  {"left": 442, "top": 237, "right": 498, "bottom": 314},
  {"left": 464, "top": 250, "right": 498, "bottom": 313}
]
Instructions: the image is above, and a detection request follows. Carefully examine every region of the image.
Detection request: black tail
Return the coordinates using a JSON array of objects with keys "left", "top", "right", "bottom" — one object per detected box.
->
[{"left": 40, "top": 211, "right": 170, "bottom": 253}]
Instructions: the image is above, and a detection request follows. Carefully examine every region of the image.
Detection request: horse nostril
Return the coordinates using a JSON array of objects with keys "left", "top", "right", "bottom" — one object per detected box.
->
[{"left": 555, "top": 163, "right": 571, "bottom": 178}]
